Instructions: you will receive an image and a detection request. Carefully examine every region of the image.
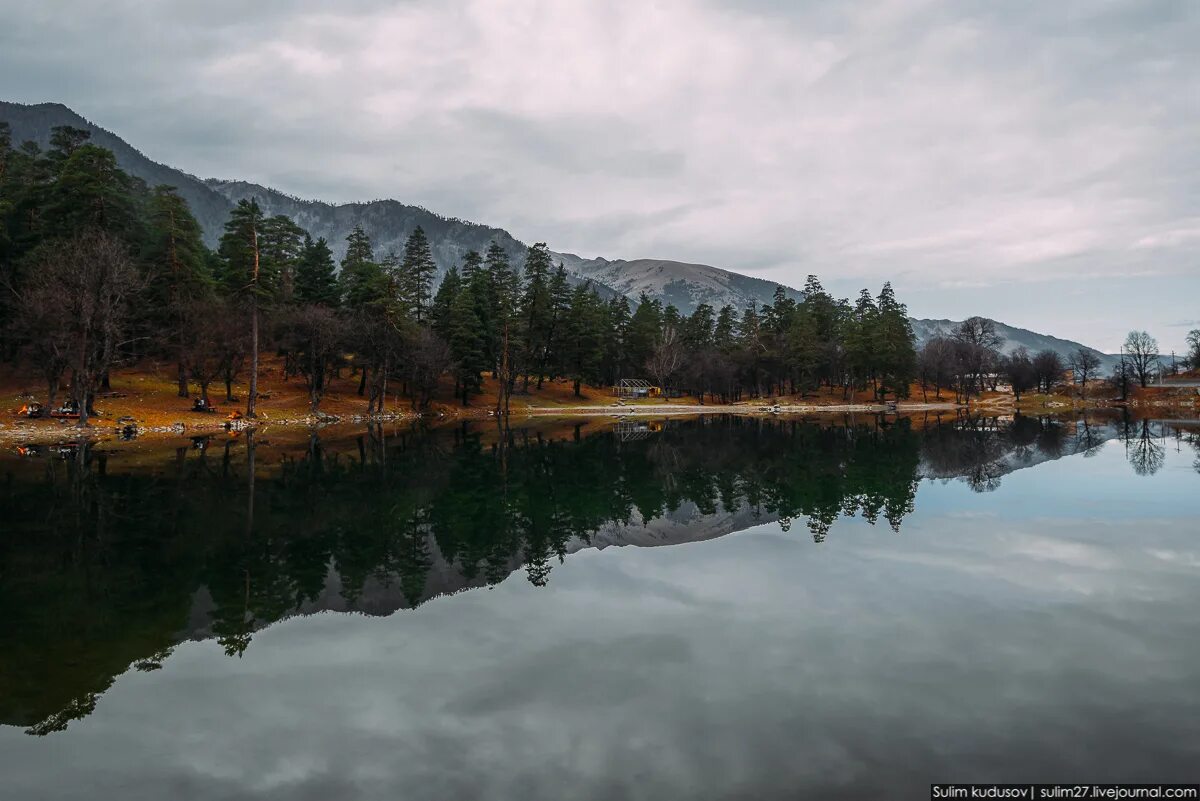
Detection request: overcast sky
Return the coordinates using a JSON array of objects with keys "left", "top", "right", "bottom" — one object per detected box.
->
[{"left": 2, "top": 0, "right": 1197, "bottom": 352}]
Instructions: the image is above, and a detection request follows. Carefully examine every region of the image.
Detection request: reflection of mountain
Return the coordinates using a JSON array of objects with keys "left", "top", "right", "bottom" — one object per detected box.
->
[
  {"left": 1, "top": 414, "right": 1188, "bottom": 734},
  {"left": 919, "top": 416, "right": 1120, "bottom": 491}
]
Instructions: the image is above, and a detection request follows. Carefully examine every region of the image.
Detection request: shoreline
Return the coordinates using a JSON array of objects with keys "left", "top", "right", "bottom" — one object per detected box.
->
[
  {"left": 2, "top": 395, "right": 1193, "bottom": 446},
  {"left": 0, "top": 401, "right": 965, "bottom": 445},
  {"left": 517, "top": 401, "right": 963, "bottom": 416}
]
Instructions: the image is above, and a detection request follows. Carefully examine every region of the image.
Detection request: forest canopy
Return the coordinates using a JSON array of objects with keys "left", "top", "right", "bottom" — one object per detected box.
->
[{"left": 0, "top": 124, "right": 922, "bottom": 418}]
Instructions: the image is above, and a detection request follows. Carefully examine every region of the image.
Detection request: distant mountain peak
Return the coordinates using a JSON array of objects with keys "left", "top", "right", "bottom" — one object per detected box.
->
[{"left": 1, "top": 100, "right": 1113, "bottom": 360}]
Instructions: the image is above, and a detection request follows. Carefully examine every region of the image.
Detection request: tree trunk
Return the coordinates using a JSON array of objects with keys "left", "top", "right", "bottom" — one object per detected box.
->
[
  {"left": 76, "top": 387, "right": 90, "bottom": 428},
  {"left": 177, "top": 362, "right": 189, "bottom": 398},
  {"left": 46, "top": 372, "right": 60, "bottom": 408},
  {"left": 247, "top": 225, "right": 261, "bottom": 418}
]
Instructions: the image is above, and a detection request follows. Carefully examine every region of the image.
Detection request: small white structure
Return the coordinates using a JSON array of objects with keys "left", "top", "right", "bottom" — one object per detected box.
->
[{"left": 614, "top": 378, "right": 660, "bottom": 399}]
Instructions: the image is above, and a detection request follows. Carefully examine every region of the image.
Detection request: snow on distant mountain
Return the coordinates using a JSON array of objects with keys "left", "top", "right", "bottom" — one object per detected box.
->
[
  {"left": 910, "top": 318, "right": 1119, "bottom": 370},
  {"left": 553, "top": 253, "right": 802, "bottom": 313}
]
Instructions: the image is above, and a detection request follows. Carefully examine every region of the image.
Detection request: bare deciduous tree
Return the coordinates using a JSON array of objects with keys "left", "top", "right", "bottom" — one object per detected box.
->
[
  {"left": 646, "top": 325, "right": 684, "bottom": 401},
  {"left": 953, "top": 317, "right": 1002, "bottom": 398},
  {"left": 281, "top": 305, "right": 345, "bottom": 413},
  {"left": 1032, "top": 349, "right": 1065, "bottom": 394},
  {"left": 24, "top": 231, "right": 140, "bottom": 426},
  {"left": 7, "top": 276, "right": 73, "bottom": 407},
  {"left": 1003, "top": 347, "right": 1036, "bottom": 401},
  {"left": 1069, "top": 348, "right": 1101, "bottom": 397},
  {"left": 916, "top": 336, "right": 956, "bottom": 401},
  {"left": 180, "top": 295, "right": 236, "bottom": 407},
  {"left": 1186, "top": 329, "right": 1200, "bottom": 370},
  {"left": 1122, "top": 330, "right": 1159, "bottom": 388},
  {"left": 405, "top": 328, "right": 452, "bottom": 411}
]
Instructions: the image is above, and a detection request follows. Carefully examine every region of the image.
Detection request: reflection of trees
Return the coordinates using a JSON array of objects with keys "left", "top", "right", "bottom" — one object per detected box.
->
[
  {"left": 1075, "top": 419, "right": 1106, "bottom": 458},
  {"left": 4, "top": 413, "right": 1100, "bottom": 734},
  {"left": 920, "top": 415, "right": 1089, "bottom": 493},
  {"left": 1122, "top": 417, "right": 1166, "bottom": 477}
]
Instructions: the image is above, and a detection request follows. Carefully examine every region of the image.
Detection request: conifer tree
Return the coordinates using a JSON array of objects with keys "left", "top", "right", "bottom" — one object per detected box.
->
[
  {"left": 339, "top": 225, "right": 386, "bottom": 309},
  {"left": 258, "top": 215, "right": 305, "bottom": 304},
  {"left": 400, "top": 226, "right": 437, "bottom": 323},
  {"left": 601, "top": 295, "right": 632, "bottom": 384},
  {"left": 562, "top": 284, "right": 606, "bottom": 396},
  {"left": 714, "top": 305, "right": 738, "bottom": 351},
  {"left": 461, "top": 249, "right": 493, "bottom": 374},
  {"left": 518, "top": 243, "right": 554, "bottom": 388},
  {"left": 431, "top": 265, "right": 462, "bottom": 338},
  {"left": 217, "top": 198, "right": 266, "bottom": 416},
  {"left": 484, "top": 241, "right": 520, "bottom": 412},
  {"left": 541, "top": 262, "right": 571, "bottom": 387},
  {"left": 845, "top": 289, "right": 880, "bottom": 397},
  {"left": 143, "top": 186, "right": 212, "bottom": 396},
  {"left": 627, "top": 293, "right": 663, "bottom": 376},
  {"left": 48, "top": 144, "right": 140, "bottom": 242},
  {"left": 295, "top": 235, "right": 339, "bottom": 307},
  {"left": 447, "top": 276, "right": 487, "bottom": 405},
  {"left": 874, "top": 281, "right": 916, "bottom": 398},
  {"left": 739, "top": 302, "right": 764, "bottom": 396}
]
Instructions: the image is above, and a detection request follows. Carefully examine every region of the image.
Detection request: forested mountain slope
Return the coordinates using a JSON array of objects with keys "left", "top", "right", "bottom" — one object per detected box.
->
[{"left": 1, "top": 100, "right": 1111, "bottom": 360}]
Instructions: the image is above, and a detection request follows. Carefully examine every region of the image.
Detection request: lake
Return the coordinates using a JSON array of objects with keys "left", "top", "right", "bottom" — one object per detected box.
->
[{"left": 1, "top": 413, "right": 1197, "bottom": 800}]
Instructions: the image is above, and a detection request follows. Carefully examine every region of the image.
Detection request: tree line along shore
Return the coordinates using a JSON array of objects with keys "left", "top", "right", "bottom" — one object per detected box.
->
[{"left": 2, "top": 123, "right": 1194, "bottom": 440}]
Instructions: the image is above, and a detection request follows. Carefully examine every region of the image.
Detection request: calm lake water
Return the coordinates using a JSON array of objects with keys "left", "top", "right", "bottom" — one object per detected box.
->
[{"left": 1, "top": 414, "right": 1198, "bottom": 800}]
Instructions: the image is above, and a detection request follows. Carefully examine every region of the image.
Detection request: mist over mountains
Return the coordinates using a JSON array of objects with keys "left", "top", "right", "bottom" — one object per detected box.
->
[{"left": 1, "top": 100, "right": 1113, "bottom": 365}]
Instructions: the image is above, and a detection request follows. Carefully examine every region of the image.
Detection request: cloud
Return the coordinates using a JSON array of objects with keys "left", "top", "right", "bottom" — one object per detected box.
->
[{"left": 0, "top": 0, "right": 1197, "bottom": 351}]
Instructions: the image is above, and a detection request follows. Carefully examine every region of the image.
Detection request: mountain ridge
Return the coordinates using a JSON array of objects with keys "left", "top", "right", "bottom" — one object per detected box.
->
[{"left": 1, "top": 100, "right": 1113, "bottom": 366}]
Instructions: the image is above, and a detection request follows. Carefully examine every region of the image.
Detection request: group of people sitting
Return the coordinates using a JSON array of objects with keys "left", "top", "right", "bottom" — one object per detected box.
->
[{"left": 16, "top": 399, "right": 79, "bottom": 419}]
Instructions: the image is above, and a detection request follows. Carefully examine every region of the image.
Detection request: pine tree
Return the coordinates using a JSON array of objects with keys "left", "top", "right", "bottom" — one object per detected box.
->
[
  {"left": 484, "top": 241, "right": 520, "bottom": 412},
  {"left": 295, "top": 235, "right": 339, "bottom": 307},
  {"left": 484, "top": 242, "right": 518, "bottom": 360},
  {"left": 339, "top": 224, "right": 386, "bottom": 308},
  {"left": 431, "top": 265, "right": 462, "bottom": 338},
  {"left": 461, "top": 249, "right": 493, "bottom": 372},
  {"left": 447, "top": 277, "right": 487, "bottom": 405},
  {"left": 714, "top": 305, "right": 738, "bottom": 351},
  {"left": 48, "top": 125, "right": 91, "bottom": 161},
  {"left": 217, "top": 198, "right": 267, "bottom": 416},
  {"left": 400, "top": 226, "right": 437, "bottom": 323},
  {"left": 541, "top": 262, "right": 571, "bottom": 386},
  {"left": 518, "top": 243, "right": 554, "bottom": 388},
  {"left": 48, "top": 144, "right": 140, "bottom": 242},
  {"left": 874, "top": 281, "right": 916, "bottom": 398},
  {"left": 601, "top": 295, "right": 632, "bottom": 384},
  {"left": 562, "top": 284, "right": 606, "bottom": 396},
  {"left": 217, "top": 199, "right": 265, "bottom": 295},
  {"left": 461, "top": 249, "right": 483, "bottom": 281},
  {"left": 258, "top": 215, "right": 305, "bottom": 304},
  {"left": 845, "top": 288, "right": 880, "bottom": 397},
  {"left": 739, "top": 302, "right": 764, "bottom": 396},
  {"left": 627, "top": 293, "right": 663, "bottom": 376},
  {"left": 143, "top": 186, "right": 212, "bottom": 396}
]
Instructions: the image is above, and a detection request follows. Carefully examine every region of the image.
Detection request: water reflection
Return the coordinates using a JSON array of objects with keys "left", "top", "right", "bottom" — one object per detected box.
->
[{"left": 0, "top": 412, "right": 1195, "bottom": 737}]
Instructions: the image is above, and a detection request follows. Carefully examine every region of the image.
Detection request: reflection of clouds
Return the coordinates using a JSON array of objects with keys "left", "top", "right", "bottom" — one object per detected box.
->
[{"left": 3, "top": 442, "right": 1200, "bottom": 799}]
